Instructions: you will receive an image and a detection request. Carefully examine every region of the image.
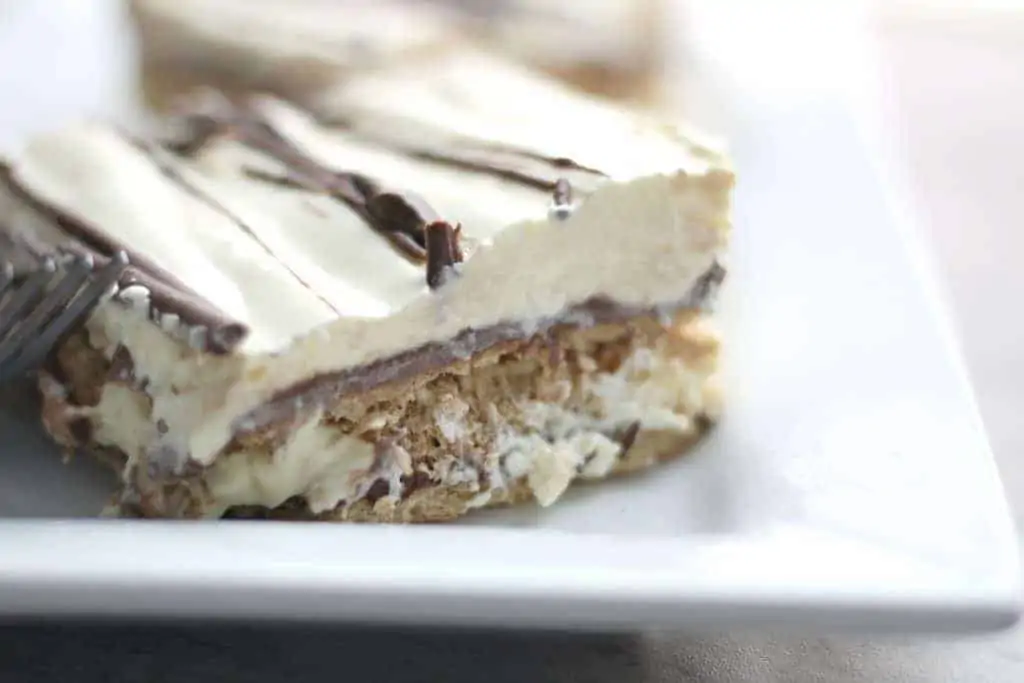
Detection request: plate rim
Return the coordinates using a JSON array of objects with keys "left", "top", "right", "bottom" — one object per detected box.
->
[{"left": 0, "top": 522, "right": 1018, "bottom": 632}]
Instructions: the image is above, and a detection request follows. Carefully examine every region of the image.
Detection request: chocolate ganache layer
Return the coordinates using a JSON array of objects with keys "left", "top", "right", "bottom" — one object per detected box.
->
[{"left": 230, "top": 263, "right": 726, "bottom": 444}]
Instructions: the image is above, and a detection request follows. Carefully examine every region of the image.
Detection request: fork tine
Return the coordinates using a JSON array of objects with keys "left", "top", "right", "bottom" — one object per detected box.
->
[
  {"left": 0, "top": 256, "right": 56, "bottom": 329},
  {"left": 0, "top": 251, "right": 129, "bottom": 379},
  {"left": 0, "top": 253, "right": 95, "bottom": 369}
]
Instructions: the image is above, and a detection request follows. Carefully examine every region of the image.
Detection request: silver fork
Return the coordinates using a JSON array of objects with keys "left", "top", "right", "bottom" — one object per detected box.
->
[{"left": 0, "top": 250, "right": 128, "bottom": 383}]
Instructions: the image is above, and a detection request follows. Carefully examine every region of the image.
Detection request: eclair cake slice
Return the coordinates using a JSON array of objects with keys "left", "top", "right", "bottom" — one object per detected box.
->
[
  {"left": 128, "top": 0, "right": 668, "bottom": 108},
  {"left": 1, "top": 52, "right": 732, "bottom": 520}
]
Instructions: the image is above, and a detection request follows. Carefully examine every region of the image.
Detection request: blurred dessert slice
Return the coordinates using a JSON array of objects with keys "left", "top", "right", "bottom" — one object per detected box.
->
[
  {"left": 129, "top": 0, "right": 455, "bottom": 110},
  {"left": 128, "top": 0, "right": 668, "bottom": 108}
]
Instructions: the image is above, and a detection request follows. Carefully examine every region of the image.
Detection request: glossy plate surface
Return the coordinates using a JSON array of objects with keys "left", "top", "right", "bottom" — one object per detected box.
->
[{"left": 0, "top": 0, "right": 1017, "bottom": 631}]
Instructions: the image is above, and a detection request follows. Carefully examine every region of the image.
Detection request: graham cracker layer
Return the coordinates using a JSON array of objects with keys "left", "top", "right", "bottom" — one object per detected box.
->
[{"left": 41, "top": 310, "right": 720, "bottom": 521}]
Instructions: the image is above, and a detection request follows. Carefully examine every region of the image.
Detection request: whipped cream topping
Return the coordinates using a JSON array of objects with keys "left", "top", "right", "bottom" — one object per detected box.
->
[{"left": 3, "top": 51, "right": 731, "bottom": 470}]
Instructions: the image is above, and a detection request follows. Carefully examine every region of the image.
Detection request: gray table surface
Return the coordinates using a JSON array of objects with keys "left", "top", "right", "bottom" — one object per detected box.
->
[{"left": 3, "top": 3, "right": 1024, "bottom": 682}]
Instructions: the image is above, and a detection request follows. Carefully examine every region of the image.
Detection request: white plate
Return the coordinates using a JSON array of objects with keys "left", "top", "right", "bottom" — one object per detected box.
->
[{"left": 0, "top": 0, "right": 1019, "bottom": 631}]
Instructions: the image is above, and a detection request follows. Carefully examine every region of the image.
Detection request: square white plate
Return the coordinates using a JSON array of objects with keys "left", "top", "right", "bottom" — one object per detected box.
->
[{"left": 0, "top": 0, "right": 1019, "bottom": 632}]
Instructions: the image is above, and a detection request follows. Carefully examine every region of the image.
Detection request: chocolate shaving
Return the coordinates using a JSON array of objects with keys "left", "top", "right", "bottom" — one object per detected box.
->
[
  {"left": 425, "top": 221, "right": 462, "bottom": 289},
  {"left": 365, "top": 191, "right": 436, "bottom": 249}
]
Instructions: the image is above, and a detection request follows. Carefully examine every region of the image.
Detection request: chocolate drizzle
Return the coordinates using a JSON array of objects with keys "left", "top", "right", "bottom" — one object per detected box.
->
[
  {"left": 161, "top": 98, "right": 612, "bottom": 274},
  {"left": 472, "top": 142, "right": 606, "bottom": 178},
  {"left": 171, "top": 108, "right": 438, "bottom": 263},
  {"left": 129, "top": 136, "right": 343, "bottom": 317},
  {"left": 0, "top": 164, "right": 250, "bottom": 354},
  {"left": 355, "top": 136, "right": 607, "bottom": 193},
  {"left": 424, "top": 221, "right": 463, "bottom": 289},
  {"left": 405, "top": 148, "right": 570, "bottom": 192},
  {"left": 318, "top": 114, "right": 609, "bottom": 193},
  {"left": 0, "top": 165, "right": 183, "bottom": 293}
]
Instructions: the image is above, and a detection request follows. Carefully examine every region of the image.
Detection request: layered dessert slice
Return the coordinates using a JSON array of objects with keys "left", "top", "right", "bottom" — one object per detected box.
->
[
  {"left": 128, "top": 0, "right": 668, "bottom": 109},
  {"left": 0, "top": 52, "right": 732, "bottom": 520}
]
